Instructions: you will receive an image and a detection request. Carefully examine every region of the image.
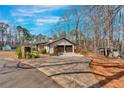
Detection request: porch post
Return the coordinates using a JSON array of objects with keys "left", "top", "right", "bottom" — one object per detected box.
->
[
  {"left": 73, "top": 45, "right": 75, "bottom": 53},
  {"left": 64, "top": 45, "right": 66, "bottom": 53}
]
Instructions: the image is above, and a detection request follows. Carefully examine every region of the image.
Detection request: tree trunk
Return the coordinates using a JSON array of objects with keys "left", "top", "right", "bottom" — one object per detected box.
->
[{"left": 1, "top": 30, "right": 4, "bottom": 46}]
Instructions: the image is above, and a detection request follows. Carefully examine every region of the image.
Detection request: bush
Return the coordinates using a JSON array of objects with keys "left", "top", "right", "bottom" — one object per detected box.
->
[
  {"left": 32, "top": 51, "right": 39, "bottom": 58},
  {"left": 80, "top": 50, "right": 88, "bottom": 55},
  {"left": 40, "top": 48, "right": 46, "bottom": 54},
  {"left": 25, "top": 52, "right": 31, "bottom": 59},
  {"left": 31, "top": 47, "right": 35, "bottom": 51},
  {"left": 32, "top": 53, "right": 36, "bottom": 58},
  {"left": 31, "top": 48, "right": 39, "bottom": 58},
  {"left": 16, "top": 48, "right": 22, "bottom": 58}
]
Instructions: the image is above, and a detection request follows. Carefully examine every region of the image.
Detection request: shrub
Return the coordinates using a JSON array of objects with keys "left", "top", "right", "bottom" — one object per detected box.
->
[
  {"left": 80, "top": 50, "right": 88, "bottom": 55},
  {"left": 40, "top": 48, "right": 46, "bottom": 54},
  {"left": 25, "top": 52, "right": 31, "bottom": 59},
  {"left": 31, "top": 47, "right": 39, "bottom": 58},
  {"left": 32, "top": 53, "right": 36, "bottom": 58},
  {"left": 31, "top": 47, "right": 35, "bottom": 51},
  {"left": 32, "top": 51, "right": 39, "bottom": 58},
  {"left": 16, "top": 48, "right": 22, "bottom": 58}
]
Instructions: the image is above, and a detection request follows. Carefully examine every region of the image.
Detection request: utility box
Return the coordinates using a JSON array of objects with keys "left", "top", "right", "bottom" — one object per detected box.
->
[{"left": 113, "top": 49, "right": 119, "bottom": 58}]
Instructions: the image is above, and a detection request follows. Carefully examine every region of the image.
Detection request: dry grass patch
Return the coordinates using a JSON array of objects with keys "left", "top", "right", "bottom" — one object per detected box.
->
[{"left": 0, "top": 51, "right": 17, "bottom": 59}]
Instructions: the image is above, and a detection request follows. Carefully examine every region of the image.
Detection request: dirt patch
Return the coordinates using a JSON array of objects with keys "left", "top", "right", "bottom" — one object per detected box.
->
[
  {"left": 0, "top": 51, "right": 17, "bottom": 59},
  {"left": 0, "top": 51, "right": 40, "bottom": 62},
  {"left": 85, "top": 52, "right": 124, "bottom": 88}
]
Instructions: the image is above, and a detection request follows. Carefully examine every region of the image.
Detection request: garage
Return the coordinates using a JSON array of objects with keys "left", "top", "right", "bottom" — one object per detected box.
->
[
  {"left": 57, "top": 45, "right": 64, "bottom": 53},
  {"left": 46, "top": 37, "right": 75, "bottom": 54},
  {"left": 65, "top": 45, "right": 73, "bottom": 52},
  {"left": 57, "top": 45, "right": 73, "bottom": 53}
]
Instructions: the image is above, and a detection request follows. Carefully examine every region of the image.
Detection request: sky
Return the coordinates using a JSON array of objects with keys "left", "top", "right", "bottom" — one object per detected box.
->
[{"left": 0, "top": 5, "right": 74, "bottom": 36}]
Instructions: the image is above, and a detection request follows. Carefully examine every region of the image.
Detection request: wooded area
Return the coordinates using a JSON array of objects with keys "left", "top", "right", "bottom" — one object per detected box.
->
[
  {"left": 0, "top": 24, "right": 48, "bottom": 48},
  {"left": 1, "top": 5, "right": 124, "bottom": 57},
  {"left": 51, "top": 5, "right": 124, "bottom": 57}
]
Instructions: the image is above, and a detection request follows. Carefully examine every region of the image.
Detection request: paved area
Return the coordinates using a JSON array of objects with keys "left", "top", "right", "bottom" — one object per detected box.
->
[
  {"left": 0, "top": 59, "right": 61, "bottom": 88},
  {"left": 60, "top": 53, "right": 84, "bottom": 57},
  {"left": 27, "top": 56, "right": 100, "bottom": 88}
]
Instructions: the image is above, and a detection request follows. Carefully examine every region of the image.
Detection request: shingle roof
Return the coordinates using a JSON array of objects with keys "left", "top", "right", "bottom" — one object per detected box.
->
[{"left": 47, "top": 37, "right": 75, "bottom": 45}]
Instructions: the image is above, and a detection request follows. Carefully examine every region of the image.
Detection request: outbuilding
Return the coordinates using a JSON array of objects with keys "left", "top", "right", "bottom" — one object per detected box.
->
[{"left": 21, "top": 45, "right": 32, "bottom": 58}]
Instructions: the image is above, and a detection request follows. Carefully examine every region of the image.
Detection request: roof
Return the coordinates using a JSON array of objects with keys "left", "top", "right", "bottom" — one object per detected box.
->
[
  {"left": 47, "top": 37, "right": 75, "bottom": 45},
  {"left": 33, "top": 42, "right": 48, "bottom": 45}
]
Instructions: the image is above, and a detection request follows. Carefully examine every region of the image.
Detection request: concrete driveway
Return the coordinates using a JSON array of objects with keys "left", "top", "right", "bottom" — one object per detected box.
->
[
  {"left": 0, "top": 59, "right": 61, "bottom": 88},
  {"left": 27, "top": 56, "right": 100, "bottom": 88}
]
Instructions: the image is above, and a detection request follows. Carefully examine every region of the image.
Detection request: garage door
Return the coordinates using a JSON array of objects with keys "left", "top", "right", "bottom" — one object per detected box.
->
[
  {"left": 57, "top": 45, "right": 64, "bottom": 53},
  {"left": 65, "top": 45, "right": 72, "bottom": 52}
]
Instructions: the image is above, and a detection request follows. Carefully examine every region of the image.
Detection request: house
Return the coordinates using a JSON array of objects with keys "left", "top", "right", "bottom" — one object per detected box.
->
[
  {"left": 33, "top": 42, "right": 48, "bottom": 51},
  {"left": 2, "top": 45, "right": 12, "bottom": 51},
  {"left": 20, "top": 38, "right": 75, "bottom": 57},
  {"left": 45, "top": 37, "right": 75, "bottom": 55}
]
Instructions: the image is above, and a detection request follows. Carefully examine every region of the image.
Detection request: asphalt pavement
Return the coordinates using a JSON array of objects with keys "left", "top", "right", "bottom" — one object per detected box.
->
[{"left": 0, "top": 59, "right": 61, "bottom": 88}]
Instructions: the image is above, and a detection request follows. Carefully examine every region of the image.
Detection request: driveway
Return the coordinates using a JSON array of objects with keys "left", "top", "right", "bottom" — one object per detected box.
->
[
  {"left": 0, "top": 59, "right": 61, "bottom": 88},
  {"left": 27, "top": 56, "right": 100, "bottom": 88}
]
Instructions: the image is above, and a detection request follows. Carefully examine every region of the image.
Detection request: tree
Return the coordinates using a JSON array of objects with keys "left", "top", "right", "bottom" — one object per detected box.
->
[
  {"left": 16, "top": 26, "right": 23, "bottom": 44},
  {"left": 61, "top": 11, "right": 71, "bottom": 39},
  {"left": 93, "top": 5, "right": 124, "bottom": 56},
  {"left": 16, "top": 26, "right": 32, "bottom": 45},
  {"left": 0, "top": 22, "right": 9, "bottom": 47},
  {"left": 71, "top": 8, "right": 83, "bottom": 45},
  {"left": 51, "top": 5, "right": 124, "bottom": 57}
]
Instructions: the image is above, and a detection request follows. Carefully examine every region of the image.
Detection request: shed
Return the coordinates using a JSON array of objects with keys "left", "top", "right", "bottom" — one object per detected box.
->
[{"left": 21, "top": 45, "right": 32, "bottom": 58}]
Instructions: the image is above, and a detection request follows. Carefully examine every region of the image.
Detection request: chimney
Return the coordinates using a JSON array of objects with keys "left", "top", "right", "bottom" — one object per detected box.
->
[
  {"left": 49, "top": 37, "right": 53, "bottom": 42},
  {"left": 49, "top": 39, "right": 53, "bottom": 42}
]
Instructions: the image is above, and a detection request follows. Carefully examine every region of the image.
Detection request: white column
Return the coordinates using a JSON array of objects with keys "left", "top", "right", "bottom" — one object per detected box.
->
[
  {"left": 64, "top": 45, "right": 66, "bottom": 53},
  {"left": 72, "top": 45, "right": 75, "bottom": 53}
]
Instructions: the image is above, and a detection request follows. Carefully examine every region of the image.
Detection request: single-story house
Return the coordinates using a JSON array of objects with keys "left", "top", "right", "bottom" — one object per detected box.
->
[
  {"left": 45, "top": 37, "right": 75, "bottom": 55},
  {"left": 21, "top": 38, "right": 75, "bottom": 56}
]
